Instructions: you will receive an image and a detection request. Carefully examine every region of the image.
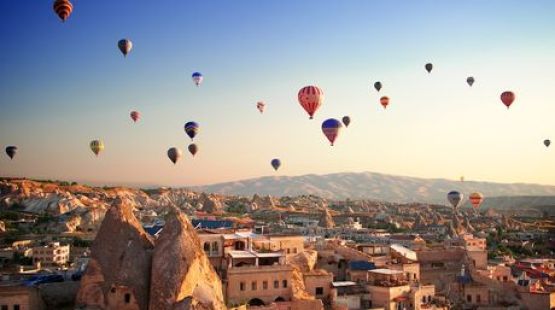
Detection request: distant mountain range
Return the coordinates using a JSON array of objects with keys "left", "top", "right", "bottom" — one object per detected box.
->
[{"left": 197, "top": 172, "right": 555, "bottom": 206}]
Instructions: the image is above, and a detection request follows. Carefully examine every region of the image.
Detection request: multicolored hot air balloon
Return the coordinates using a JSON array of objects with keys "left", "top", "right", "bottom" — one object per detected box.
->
[
  {"left": 167, "top": 147, "right": 182, "bottom": 164},
  {"left": 467, "top": 77, "right": 475, "bottom": 87},
  {"left": 321, "top": 118, "right": 342, "bottom": 146},
  {"left": 53, "top": 0, "right": 73, "bottom": 22},
  {"left": 545, "top": 139, "right": 551, "bottom": 148},
  {"left": 342, "top": 116, "right": 351, "bottom": 127},
  {"left": 374, "top": 81, "right": 382, "bottom": 92},
  {"left": 188, "top": 143, "right": 198, "bottom": 157},
  {"left": 469, "top": 192, "right": 484, "bottom": 209},
  {"left": 192, "top": 72, "right": 203, "bottom": 86},
  {"left": 256, "top": 101, "right": 265, "bottom": 114},
  {"left": 130, "top": 111, "right": 140, "bottom": 123},
  {"left": 425, "top": 63, "right": 433, "bottom": 73},
  {"left": 184, "top": 122, "right": 199, "bottom": 141},
  {"left": 298, "top": 85, "right": 323, "bottom": 119},
  {"left": 271, "top": 158, "right": 281, "bottom": 171},
  {"left": 380, "top": 96, "right": 390, "bottom": 109},
  {"left": 500, "top": 91, "right": 515, "bottom": 109},
  {"left": 447, "top": 191, "right": 463, "bottom": 210},
  {"left": 118, "top": 39, "right": 133, "bottom": 57},
  {"left": 5, "top": 146, "right": 17, "bottom": 160},
  {"left": 90, "top": 140, "right": 104, "bottom": 156}
]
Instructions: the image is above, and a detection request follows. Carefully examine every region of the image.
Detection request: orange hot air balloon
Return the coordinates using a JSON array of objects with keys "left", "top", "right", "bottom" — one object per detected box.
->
[
  {"left": 298, "top": 85, "right": 323, "bottom": 119},
  {"left": 380, "top": 96, "right": 390, "bottom": 109},
  {"left": 500, "top": 91, "right": 515, "bottom": 109},
  {"left": 130, "top": 111, "right": 140, "bottom": 123},
  {"left": 469, "top": 192, "right": 484, "bottom": 209},
  {"left": 53, "top": 0, "right": 73, "bottom": 22}
]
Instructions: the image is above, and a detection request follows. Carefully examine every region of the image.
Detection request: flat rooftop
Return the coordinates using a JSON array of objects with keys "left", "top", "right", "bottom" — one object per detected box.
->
[{"left": 369, "top": 268, "right": 403, "bottom": 275}]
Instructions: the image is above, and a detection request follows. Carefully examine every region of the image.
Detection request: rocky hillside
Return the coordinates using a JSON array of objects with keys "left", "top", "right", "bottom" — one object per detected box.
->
[{"left": 198, "top": 171, "right": 555, "bottom": 203}]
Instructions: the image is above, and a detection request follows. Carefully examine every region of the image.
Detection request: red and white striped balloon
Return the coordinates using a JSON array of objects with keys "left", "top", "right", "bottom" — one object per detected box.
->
[
  {"left": 130, "top": 111, "right": 140, "bottom": 123},
  {"left": 298, "top": 86, "right": 323, "bottom": 119}
]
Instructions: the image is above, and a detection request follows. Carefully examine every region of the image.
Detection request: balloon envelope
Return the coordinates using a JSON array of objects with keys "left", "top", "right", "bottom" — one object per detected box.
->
[
  {"left": 53, "top": 0, "right": 73, "bottom": 22},
  {"left": 380, "top": 96, "right": 390, "bottom": 109},
  {"left": 425, "top": 63, "right": 433, "bottom": 73},
  {"left": 130, "top": 111, "right": 140, "bottom": 123},
  {"left": 342, "top": 116, "right": 351, "bottom": 127},
  {"left": 545, "top": 139, "right": 551, "bottom": 148},
  {"left": 90, "top": 140, "right": 104, "bottom": 156},
  {"left": 469, "top": 192, "right": 484, "bottom": 209},
  {"left": 447, "top": 191, "right": 463, "bottom": 209},
  {"left": 192, "top": 72, "right": 203, "bottom": 86},
  {"left": 188, "top": 143, "right": 198, "bottom": 156},
  {"left": 321, "top": 118, "right": 342, "bottom": 146},
  {"left": 167, "top": 147, "right": 182, "bottom": 164},
  {"left": 257, "top": 102, "right": 265, "bottom": 113},
  {"left": 500, "top": 91, "right": 515, "bottom": 108},
  {"left": 5, "top": 146, "right": 17, "bottom": 159},
  {"left": 467, "top": 77, "right": 475, "bottom": 87},
  {"left": 298, "top": 86, "right": 323, "bottom": 119},
  {"left": 184, "top": 122, "right": 199, "bottom": 140},
  {"left": 118, "top": 39, "right": 133, "bottom": 57},
  {"left": 374, "top": 81, "right": 382, "bottom": 92},
  {"left": 271, "top": 158, "right": 281, "bottom": 171}
]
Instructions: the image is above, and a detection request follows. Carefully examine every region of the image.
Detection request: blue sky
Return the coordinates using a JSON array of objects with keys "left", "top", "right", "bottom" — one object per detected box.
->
[{"left": 1, "top": 1, "right": 555, "bottom": 186}]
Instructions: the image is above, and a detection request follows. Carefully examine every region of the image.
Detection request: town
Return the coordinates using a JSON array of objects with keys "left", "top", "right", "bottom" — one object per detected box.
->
[{"left": 0, "top": 178, "right": 554, "bottom": 309}]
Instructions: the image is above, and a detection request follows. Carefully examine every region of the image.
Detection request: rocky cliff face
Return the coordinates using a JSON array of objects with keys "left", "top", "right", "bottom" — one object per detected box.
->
[
  {"left": 318, "top": 208, "right": 335, "bottom": 228},
  {"left": 149, "top": 207, "right": 226, "bottom": 310},
  {"left": 75, "top": 200, "right": 155, "bottom": 309}
]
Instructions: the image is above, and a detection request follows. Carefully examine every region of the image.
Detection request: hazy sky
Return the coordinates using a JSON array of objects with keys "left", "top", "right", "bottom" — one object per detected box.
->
[{"left": 1, "top": 1, "right": 555, "bottom": 187}]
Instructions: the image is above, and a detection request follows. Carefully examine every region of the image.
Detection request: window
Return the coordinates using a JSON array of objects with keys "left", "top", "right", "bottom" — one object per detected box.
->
[
  {"left": 240, "top": 282, "right": 246, "bottom": 291},
  {"left": 287, "top": 249, "right": 290, "bottom": 254},
  {"left": 274, "top": 280, "right": 279, "bottom": 289},
  {"left": 293, "top": 248, "right": 298, "bottom": 254},
  {"left": 203, "top": 243, "right": 210, "bottom": 254},
  {"left": 124, "top": 293, "right": 131, "bottom": 304},
  {"left": 14, "top": 306, "right": 20, "bottom": 310},
  {"left": 251, "top": 281, "right": 257, "bottom": 291},
  {"left": 282, "top": 280, "right": 288, "bottom": 288},
  {"left": 422, "top": 296, "right": 426, "bottom": 303},
  {"left": 263, "top": 281, "right": 268, "bottom": 290},
  {"left": 467, "top": 295, "right": 472, "bottom": 302},
  {"left": 1, "top": 306, "right": 7, "bottom": 310},
  {"left": 315, "top": 287, "right": 324, "bottom": 295},
  {"left": 427, "top": 296, "right": 432, "bottom": 303},
  {"left": 211, "top": 242, "right": 219, "bottom": 254},
  {"left": 477, "top": 295, "right": 481, "bottom": 303}
]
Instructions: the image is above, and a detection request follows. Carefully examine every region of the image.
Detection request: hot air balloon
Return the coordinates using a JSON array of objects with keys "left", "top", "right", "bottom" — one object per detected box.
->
[
  {"left": 256, "top": 101, "right": 265, "bottom": 114},
  {"left": 90, "top": 140, "right": 104, "bottom": 156},
  {"left": 380, "top": 96, "right": 390, "bottom": 109},
  {"left": 469, "top": 192, "right": 484, "bottom": 209},
  {"left": 192, "top": 72, "right": 203, "bottom": 86},
  {"left": 500, "top": 91, "right": 515, "bottom": 109},
  {"left": 184, "top": 122, "right": 199, "bottom": 141},
  {"left": 467, "top": 77, "right": 475, "bottom": 87},
  {"left": 374, "top": 81, "right": 382, "bottom": 92},
  {"left": 188, "top": 143, "right": 198, "bottom": 157},
  {"left": 425, "top": 63, "right": 433, "bottom": 73},
  {"left": 53, "top": 0, "right": 73, "bottom": 22},
  {"left": 342, "top": 116, "right": 351, "bottom": 127},
  {"left": 298, "top": 85, "right": 323, "bottom": 119},
  {"left": 447, "top": 191, "right": 463, "bottom": 210},
  {"left": 545, "top": 139, "right": 551, "bottom": 148},
  {"left": 118, "top": 39, "right": 133, "bottom": 57},
  {"left": 271, "top": 158, "right": 281, "bottom": 171},
  {"left": 5, "top": 146, "right": 17, "bottom": 160},
  {"left": 167, "top": 147, "right": 182, "bottom": 164},
  {"left": 130, "top": 111, "right": 140, "bottom": 123},
  {"left": 321, "top": 118, "right": 342, "bottom": 146}
]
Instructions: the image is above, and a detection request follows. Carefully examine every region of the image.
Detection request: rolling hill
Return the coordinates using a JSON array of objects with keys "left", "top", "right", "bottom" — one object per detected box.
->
[{"left": 197, "top": 171, "right": 555, "bottom": 205}]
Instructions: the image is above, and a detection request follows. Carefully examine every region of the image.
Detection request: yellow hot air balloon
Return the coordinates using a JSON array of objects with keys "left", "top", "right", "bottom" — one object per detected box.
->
[{"left": 90, "top": 140, "right": 104, "bottom": 156}]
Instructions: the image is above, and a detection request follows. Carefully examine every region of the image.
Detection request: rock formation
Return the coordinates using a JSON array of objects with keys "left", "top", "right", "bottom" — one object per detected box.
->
[
  {"left": 149, "top": 207, "right": 226, "bottom": 310},
  {"left": 75, "top": 200, "right": 155, "bottom": 309},
  {"left": 318, "top": 208, "right": 335, "bottom": 228}
]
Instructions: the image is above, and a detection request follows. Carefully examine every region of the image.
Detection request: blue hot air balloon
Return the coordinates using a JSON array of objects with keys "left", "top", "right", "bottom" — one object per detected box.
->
[
  {"left": 271, "top": 158, "right": 281, "bottom": 171},
  {"left": 184, "top": 122, "right": 199, "bottom": 141},
  {"left": 447, "top": 191, "right": 463, "bottom": 210},
  {"left": 321, "top": 118, "right": 343, "bottom": 146}
]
